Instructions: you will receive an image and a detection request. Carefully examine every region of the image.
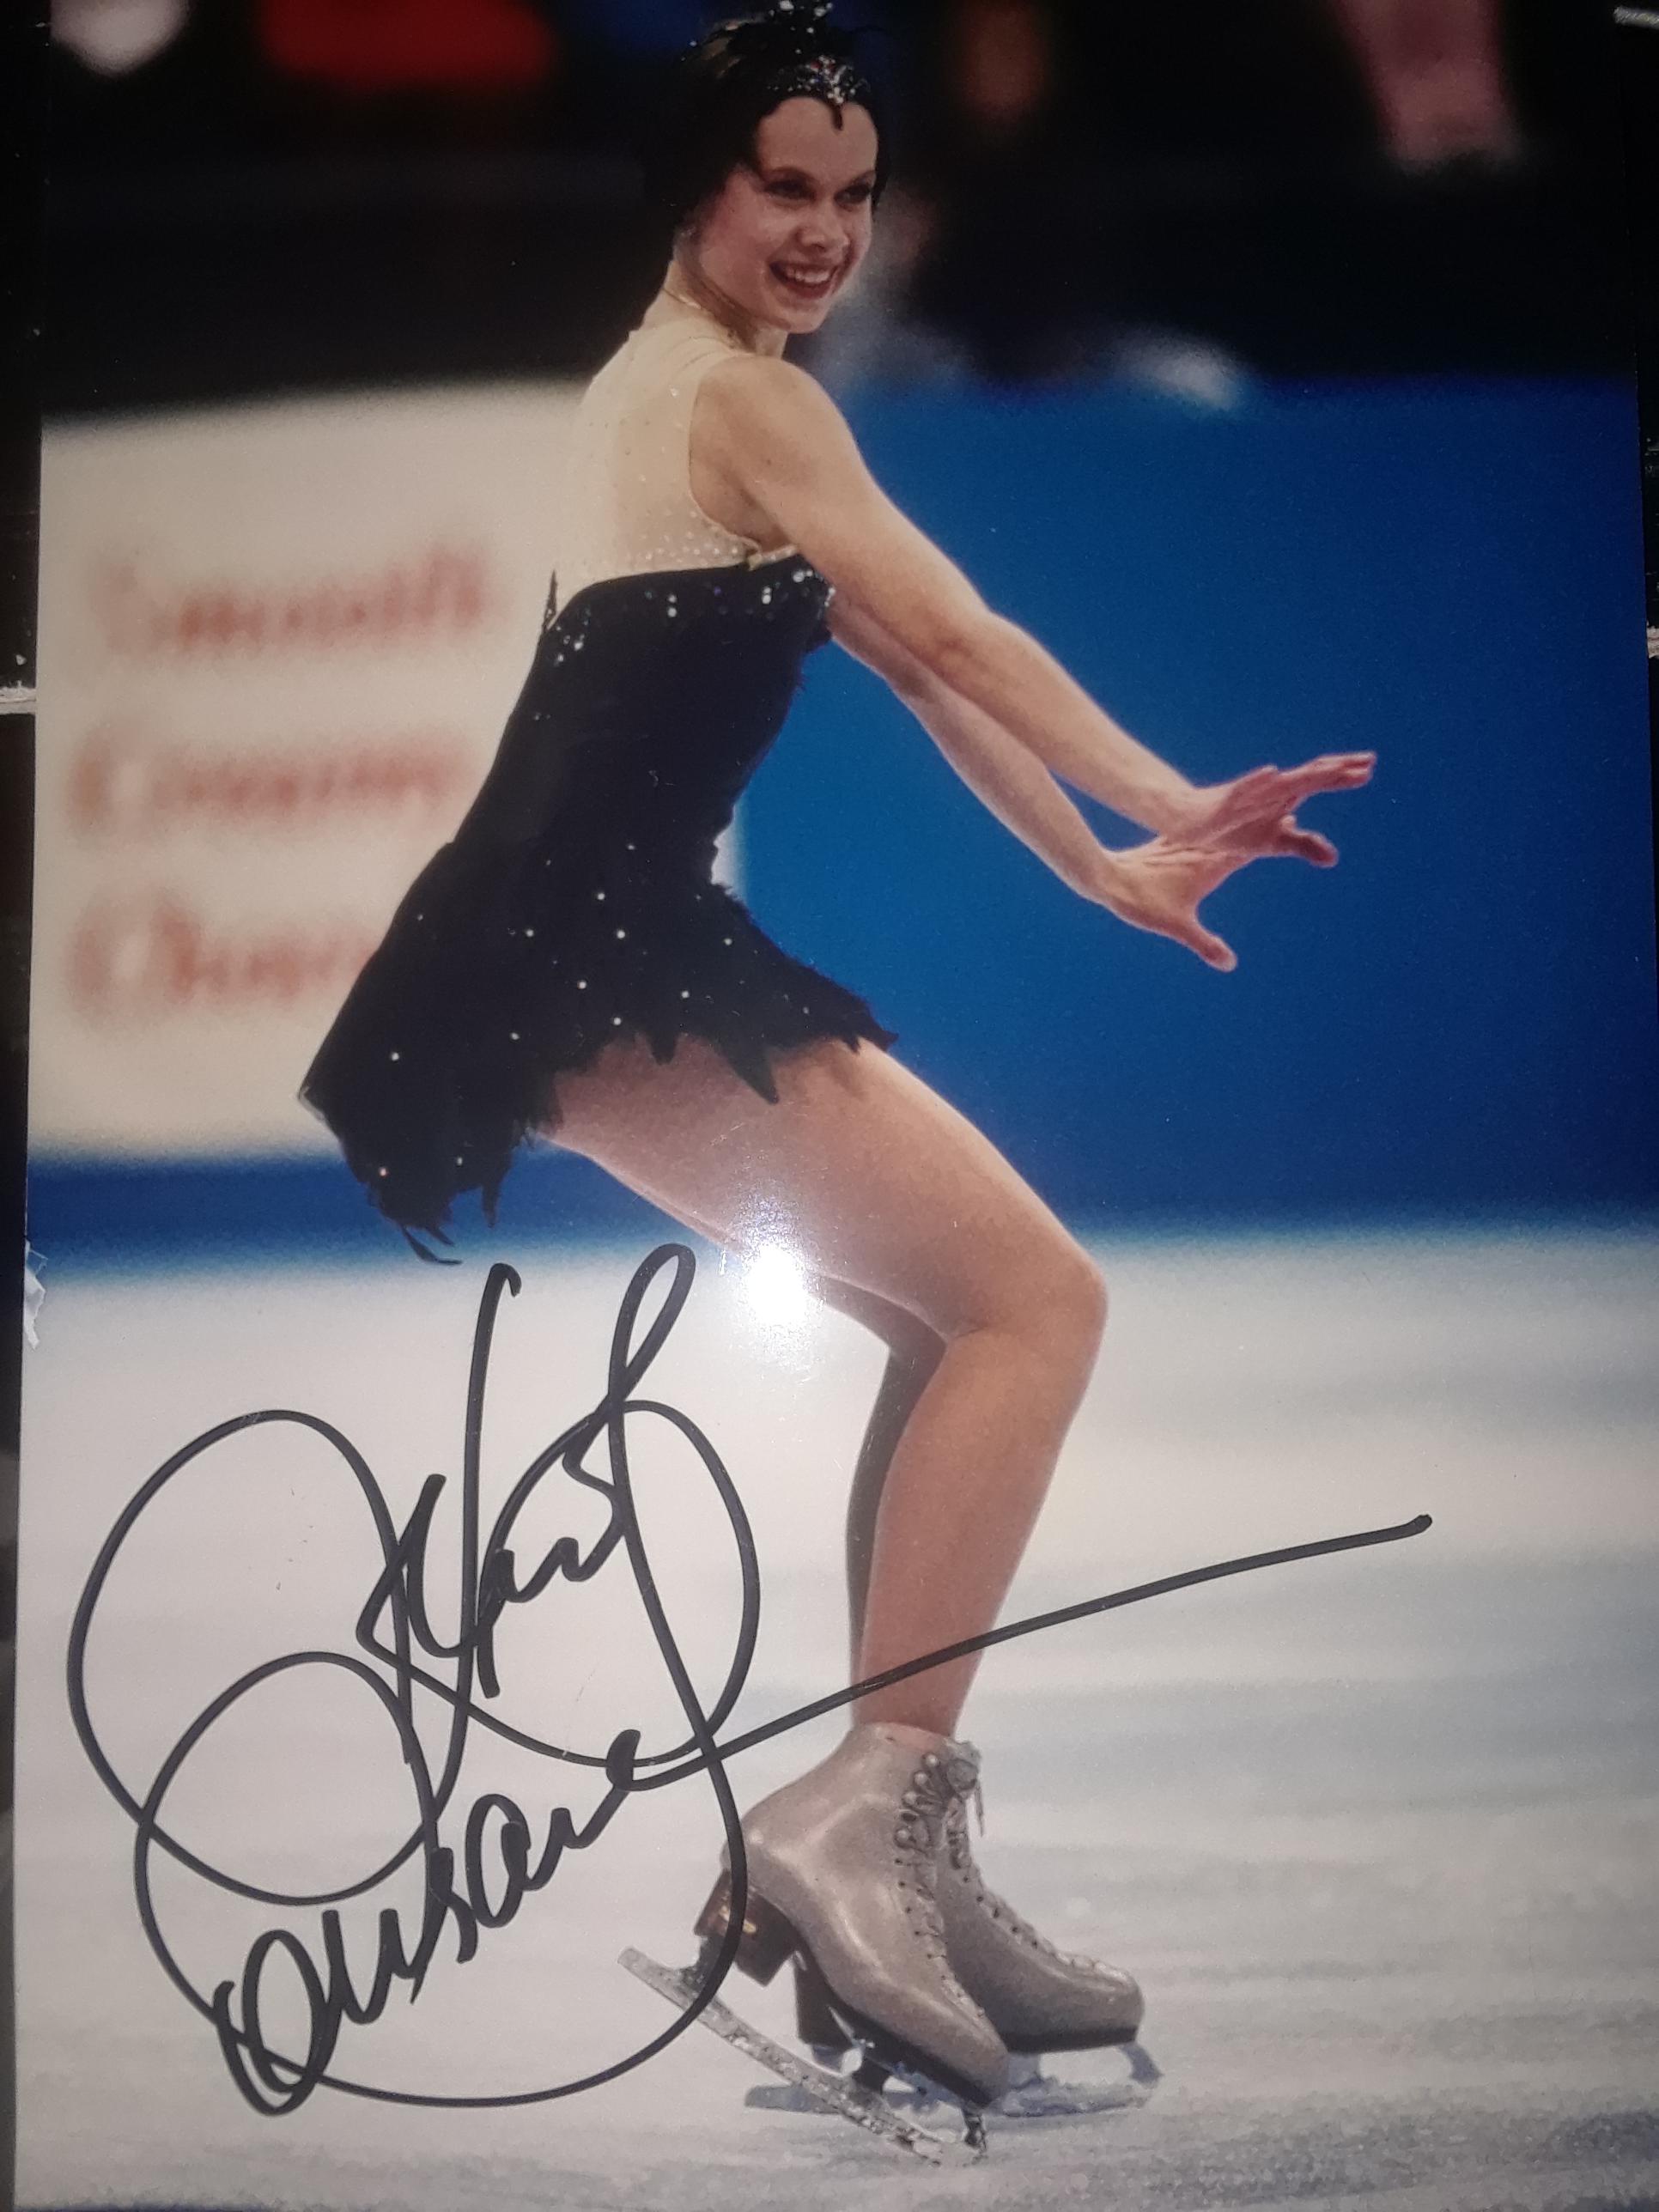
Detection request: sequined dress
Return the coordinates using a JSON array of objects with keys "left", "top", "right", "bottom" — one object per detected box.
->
[{"left": 301, "top": 301, "right": 898, "bottom": 1254}]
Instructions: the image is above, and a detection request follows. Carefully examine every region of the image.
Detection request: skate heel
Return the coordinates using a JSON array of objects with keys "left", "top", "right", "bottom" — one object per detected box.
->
[
  {"left": 694, "top": 1872, "right": 798, "bottom": 1986},
  {"left": 794, "top": 1954, "right": 855, "bottom": 2057}
]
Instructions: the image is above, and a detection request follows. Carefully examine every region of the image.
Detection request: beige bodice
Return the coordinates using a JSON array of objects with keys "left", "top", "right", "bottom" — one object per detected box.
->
[{"left": 550, "top": 302, "right": 798, "bottom": 611}]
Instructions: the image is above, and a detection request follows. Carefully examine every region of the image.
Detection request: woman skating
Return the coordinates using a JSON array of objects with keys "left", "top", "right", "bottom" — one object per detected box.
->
[{"left": 302, "top": 1, "right": 1373, "bottom": 2112}]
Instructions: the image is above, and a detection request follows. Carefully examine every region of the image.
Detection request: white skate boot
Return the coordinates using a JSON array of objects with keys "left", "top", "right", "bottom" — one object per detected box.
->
[
  {"left": 937, "top": 1747, "right": 1145, "bottom": 2050},
  {"left": 790, "top": 1739, "right": 1159, "bottom": 2119},
  {"left": 623, "top": 1723, "right": 1007, "bottom": 2159},
  {"left": 932, "top": 1747, "right": 1160, "bottom": 2115}
]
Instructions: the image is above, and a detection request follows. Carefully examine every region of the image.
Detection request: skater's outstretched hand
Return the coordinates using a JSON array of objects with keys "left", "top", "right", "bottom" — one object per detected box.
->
[
  {"left": 1095, "top": 751, "right": 1377, "bottom": 966},
  {"left": 1162, "top": 753, "right": 1376, "bottom": 861},
  {"left": 1091, "top": 830, "right": 1316, "bottom": 972}
]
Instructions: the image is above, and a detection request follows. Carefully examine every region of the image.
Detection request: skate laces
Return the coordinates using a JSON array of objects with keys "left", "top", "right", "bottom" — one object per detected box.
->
[
  {"left": 892, "top": 1750, "right": 979, "bottom": 2002},
  {"left": 942, "top": 1765, "right": 1105, "bottom": 1976}
]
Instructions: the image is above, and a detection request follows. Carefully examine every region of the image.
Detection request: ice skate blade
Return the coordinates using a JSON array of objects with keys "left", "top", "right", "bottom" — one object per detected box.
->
[
  {"left": 994, "top": 2040, "right": 1160, "bottom": 2120},
  {"left": 877, "top": 2041, "right": 1161, "bottom": 2123},
  {"left": 620, "top": 1948, "right": 983, "bottom": 2165}
]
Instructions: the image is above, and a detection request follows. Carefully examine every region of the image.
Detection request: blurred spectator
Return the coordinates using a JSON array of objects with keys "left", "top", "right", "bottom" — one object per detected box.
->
[
  {"left": 43, "top": 0, "right": 1618, "bottom": 406},
  {"left": 946, "top": 0, "right": 1055, "bottom": 140},
  {"left": 898, "top": 0, "right": 1115, "bottom": 381},
  {"left": 1329, "top": 0, "right": 1520, "bottom": 169},
  {"left": 841, "top": 0, "right": 1245, "bottom": 398},
  {"left": 53, "top": 0, "right": 189, "bottom": 75},
  {"left": 259, "top": 0, "right": 556, "bottom": 94}
]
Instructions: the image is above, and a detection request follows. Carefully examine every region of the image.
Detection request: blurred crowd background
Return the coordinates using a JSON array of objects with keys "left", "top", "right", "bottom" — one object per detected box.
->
[
  {"left": 26, "top": 0, "right": 1657, "bottom": 1264},
  {"left": 46, "top": 0, "right": 1629, "bottom": 409}
]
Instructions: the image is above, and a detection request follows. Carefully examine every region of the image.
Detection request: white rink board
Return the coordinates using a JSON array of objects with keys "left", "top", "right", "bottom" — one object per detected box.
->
[{"left": 33, "top": 382, "right": 738, "bottom": 1162}]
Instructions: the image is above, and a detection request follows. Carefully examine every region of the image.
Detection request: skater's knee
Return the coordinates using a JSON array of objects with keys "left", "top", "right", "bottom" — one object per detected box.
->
[
  {"left": 957, "top": 1228, "right": 1108, "bottom": 1358},
  {"left": 1040, "top": 1239, "right": 1109, "bottom": 1354}
]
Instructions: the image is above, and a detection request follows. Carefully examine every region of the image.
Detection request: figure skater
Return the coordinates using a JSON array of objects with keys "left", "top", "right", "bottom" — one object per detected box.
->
[{"left": 301, "top": 0, "right": 1374, "bottom": 2114}]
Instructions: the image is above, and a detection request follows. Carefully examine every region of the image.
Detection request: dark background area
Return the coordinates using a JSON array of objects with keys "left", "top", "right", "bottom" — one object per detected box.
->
[
  {"left": 42, "top": 0, "right": 1635, "bottom": 413},
  {"left": 1622, "top": 12, "right": 1659, "bottom": 643}
]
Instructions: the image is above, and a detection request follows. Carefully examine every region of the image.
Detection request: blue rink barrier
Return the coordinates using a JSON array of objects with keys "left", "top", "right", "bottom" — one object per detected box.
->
[
  {"left": 31, "top": 377, "right": 1659, "bottom": 1264},
  {"left": 24, "top": 1156, "right": 1659, "bottom": 1276}
]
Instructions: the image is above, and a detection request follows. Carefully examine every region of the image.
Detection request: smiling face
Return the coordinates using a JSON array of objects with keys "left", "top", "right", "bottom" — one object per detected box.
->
[{"left": 679, "top": 95, "right": 879, "bottom": 337}]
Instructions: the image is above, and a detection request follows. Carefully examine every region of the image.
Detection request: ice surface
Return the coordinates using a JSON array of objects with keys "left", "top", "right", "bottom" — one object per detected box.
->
[{"left": 12, "top": 1224, "right": 1659, "bottom": 2209}]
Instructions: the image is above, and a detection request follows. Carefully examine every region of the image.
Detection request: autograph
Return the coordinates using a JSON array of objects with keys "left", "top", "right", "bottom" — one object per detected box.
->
[{"left": 67, "top": 1243, "right": 1431, "bottom": 2116}]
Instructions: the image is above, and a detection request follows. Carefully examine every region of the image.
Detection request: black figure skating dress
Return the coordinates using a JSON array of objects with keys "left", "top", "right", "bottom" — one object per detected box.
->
[{"left": 301, "top": 300, "right": 897, "bottom": 1255}]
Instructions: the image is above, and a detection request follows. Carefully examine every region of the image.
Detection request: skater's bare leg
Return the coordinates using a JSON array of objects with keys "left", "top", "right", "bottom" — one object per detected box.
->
[
  {"left": 559, "top": 1160, "right": 939, "bottom": 1688},
  {"left": 809, "top": 1278, "right": 943, "bottom": 1683},
  {"left": 550, "top": 1032, "right": 1106, "bottom": 1738},
  {"left": 809, "top": 1269, "right": 1146, "bottom": 2063}
]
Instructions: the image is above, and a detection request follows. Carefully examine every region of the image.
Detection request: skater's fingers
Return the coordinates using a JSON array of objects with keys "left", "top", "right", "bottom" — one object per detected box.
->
[
  {"left": 1186, "top": 924, "right": 1237, "bottom": 972},
  {"left": 1271, "top": 822, "right": 1338, "bottom": 866},
  {"left": 1280, "top": 753, "right": 1376, "bottom": 800},
  {"left": 1211, "top": 767, "right": 1283, "bottom": 828}
]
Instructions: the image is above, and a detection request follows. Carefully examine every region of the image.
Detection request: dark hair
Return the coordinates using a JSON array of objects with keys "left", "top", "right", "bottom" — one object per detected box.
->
[{"left": 647, "top": 2, "right": 890, "bottom": 234}]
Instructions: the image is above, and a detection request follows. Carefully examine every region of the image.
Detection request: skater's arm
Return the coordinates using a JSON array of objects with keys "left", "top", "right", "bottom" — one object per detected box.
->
[
  {"left": 829, "top": 594, "right": 1114, "bottom": 899},
  {"left": 832, "top": 597, "right": 1268, "bottom": 970},
  {"left": 695, "top": 355, "right": 1199, "bottom": 836}
]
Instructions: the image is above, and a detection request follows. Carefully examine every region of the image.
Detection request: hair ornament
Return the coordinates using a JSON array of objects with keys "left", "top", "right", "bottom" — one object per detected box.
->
[
  {"left": 656, "top": 1, "right": 887, "bottom": 227},
  {"left": 768, "top": 52, "right": 866, "bottom": 108},
  {"left": 692, "top": 0, "right": 872, "bottom": 112},
  {"left": 764, "top": 1, "right": 870, "bottom": 110}
]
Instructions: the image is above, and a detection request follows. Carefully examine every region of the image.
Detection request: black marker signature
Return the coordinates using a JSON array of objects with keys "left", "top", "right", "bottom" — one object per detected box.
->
[{"left": 67, "top": 1243, "right": 1431, "bottom": 2115}]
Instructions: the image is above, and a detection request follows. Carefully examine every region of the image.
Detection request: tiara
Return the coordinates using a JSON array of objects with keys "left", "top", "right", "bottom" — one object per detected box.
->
[
  {"left": 769, "top": 52, "right": 868, "bottom": 107},
  {"left": 693, "top": 2, "right": 872, "bottom": 108}
]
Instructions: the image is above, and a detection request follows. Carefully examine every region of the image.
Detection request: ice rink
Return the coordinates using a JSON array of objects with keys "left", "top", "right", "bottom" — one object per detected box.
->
[{"left": 14, "top": 1221, "right": 1659, "bottom": 2211}]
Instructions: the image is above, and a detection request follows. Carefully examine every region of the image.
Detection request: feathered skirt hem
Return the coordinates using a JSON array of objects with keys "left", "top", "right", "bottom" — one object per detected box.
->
[{"left": 301, "top": 839, "right": 897, "bottom": 1258}]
